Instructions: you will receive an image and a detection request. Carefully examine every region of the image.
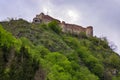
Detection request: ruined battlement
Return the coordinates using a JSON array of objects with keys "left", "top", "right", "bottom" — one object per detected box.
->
[
  {"left": 33, "top": 13, "right": 93, "bottom": 37},
  {"left": 33, "top": 13, "right": 60, "bottom": 24}
]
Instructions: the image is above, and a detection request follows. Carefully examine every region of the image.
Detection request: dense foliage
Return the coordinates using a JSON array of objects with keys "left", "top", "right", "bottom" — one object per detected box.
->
[{"left": 0, "top": 19, "right": 120, "bottom": 80}]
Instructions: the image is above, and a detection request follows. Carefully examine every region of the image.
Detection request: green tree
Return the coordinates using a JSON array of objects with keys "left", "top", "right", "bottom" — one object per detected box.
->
[
  {"left": 48, "top": 20, "right": 61, "bottom": 34},
  {"left": 107, "top": 54, "right": 120, "bottom": 68}
]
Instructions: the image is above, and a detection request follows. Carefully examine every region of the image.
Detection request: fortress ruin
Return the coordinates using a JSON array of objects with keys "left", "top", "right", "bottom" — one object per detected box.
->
[{"left": 33, "top": 13, "right": 93, "bottom": 37}]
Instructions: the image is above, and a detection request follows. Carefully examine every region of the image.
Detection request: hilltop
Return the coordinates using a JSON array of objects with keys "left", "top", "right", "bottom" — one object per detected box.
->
[
  {"left": 33, "top": 13, "right": 93, "bottom": 37},
  {"left": 0, "top": 17, "right": 120, "bottom": 80}
]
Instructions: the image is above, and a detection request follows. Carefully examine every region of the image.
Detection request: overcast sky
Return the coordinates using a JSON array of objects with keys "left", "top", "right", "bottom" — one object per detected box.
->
[{"left": 0, "top": 0, "right": 120, "bottom": 54}]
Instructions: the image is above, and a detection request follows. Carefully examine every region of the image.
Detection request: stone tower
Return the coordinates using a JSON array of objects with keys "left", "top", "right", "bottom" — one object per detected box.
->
[
  {"left": 33, "top": 13, "right": 44, "bottom": 23},
  {"left": 86, "top": 26, "right": 93, "bottom": 37}
]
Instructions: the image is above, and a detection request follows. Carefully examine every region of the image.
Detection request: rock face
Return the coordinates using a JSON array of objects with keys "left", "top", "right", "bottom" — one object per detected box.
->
[{"left": 33, "top": 13, "right": 93, "bottom": 37}]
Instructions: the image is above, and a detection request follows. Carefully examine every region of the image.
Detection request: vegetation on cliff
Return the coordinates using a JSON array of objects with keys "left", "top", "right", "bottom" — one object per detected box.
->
[{"left": 0, "top": 19, "right": 120, "bottom": 80}]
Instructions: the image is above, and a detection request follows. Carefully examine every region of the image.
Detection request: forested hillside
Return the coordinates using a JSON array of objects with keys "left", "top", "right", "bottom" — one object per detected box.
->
[{"left": 0, "top": 19, "right": 120, "bottom": 80}]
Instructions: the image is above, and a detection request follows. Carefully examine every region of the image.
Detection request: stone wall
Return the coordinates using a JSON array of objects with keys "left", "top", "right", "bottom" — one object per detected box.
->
[
  {"left": 61, "top": 21, "right": 85, "bottom": 34},
  {"left": 33, "top": 13, "right": 93, "bottom": 37}
]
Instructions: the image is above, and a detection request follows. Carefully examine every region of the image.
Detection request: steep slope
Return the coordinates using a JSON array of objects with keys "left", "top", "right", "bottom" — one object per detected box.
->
[{"left": 0, "top": 19, "right": 120, "bottom": 80}]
